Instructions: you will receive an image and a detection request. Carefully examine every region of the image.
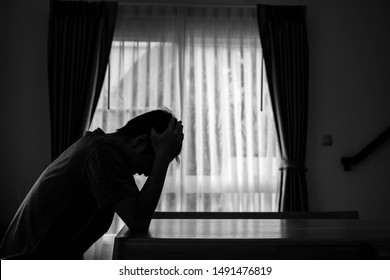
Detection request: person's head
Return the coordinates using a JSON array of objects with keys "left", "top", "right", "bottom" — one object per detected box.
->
[{"left": 116, "top": 108, "right": 181, "bottom": 176}]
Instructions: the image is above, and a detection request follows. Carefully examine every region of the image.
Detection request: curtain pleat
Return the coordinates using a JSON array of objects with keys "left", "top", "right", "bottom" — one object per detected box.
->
[
  {"left": 48, "top": 1, "right": 117, "bottom": 160},
  {"left": 257, "top": 4, "right": 309, "bottom": 212}
]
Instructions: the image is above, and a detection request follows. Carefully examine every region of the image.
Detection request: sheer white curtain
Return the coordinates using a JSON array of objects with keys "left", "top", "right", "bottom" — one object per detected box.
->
[{"left": 85, "top": 4, "right": 280, "bottom": 259}]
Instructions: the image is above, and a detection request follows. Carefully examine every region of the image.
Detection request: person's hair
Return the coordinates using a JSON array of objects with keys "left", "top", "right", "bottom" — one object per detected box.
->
[{"left": 117, "top": 108, "right": 181, "bottom": 162}]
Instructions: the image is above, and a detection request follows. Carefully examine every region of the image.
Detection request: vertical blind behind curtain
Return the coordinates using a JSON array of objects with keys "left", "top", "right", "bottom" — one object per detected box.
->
[
  {"left": 48, "top": 1, "right": 117, "bottom": 161},
  {"left": 90, "top": 5, "right": 280, "bottom": 213},
  {"left": 257, "top": 5, "right": 309, "bottom": 212}
]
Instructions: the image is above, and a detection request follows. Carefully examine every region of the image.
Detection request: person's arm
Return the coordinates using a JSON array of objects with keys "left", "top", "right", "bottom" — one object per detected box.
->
[{"left": 114, "top": 118, "right": 183, "bottom": 232}]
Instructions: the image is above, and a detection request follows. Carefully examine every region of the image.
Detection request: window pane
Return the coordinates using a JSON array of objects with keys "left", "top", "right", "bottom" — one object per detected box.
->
[{"left": 90, "top": 5, "right": 280, "bottom": 213}]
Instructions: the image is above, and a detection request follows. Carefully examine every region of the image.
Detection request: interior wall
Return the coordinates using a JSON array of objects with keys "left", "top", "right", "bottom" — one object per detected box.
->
[
  {"left": 0, "top": 0, "right": 51, "bottom": 223},
  {"left": 305, "top": 0, "right": 390, "bottom": 219},
  {"left": 1, "top": 0, "right": 389, "bottom": 224}
]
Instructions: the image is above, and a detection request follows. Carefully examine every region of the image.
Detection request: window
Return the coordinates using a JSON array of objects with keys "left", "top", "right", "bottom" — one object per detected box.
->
[{"left": 90, "top": 5, "right": 280, "bottom": 213}]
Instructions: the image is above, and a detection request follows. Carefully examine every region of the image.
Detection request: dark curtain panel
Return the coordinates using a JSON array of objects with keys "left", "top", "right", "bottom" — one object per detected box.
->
[
  {"left": 48, "top": 1, "right": 117, "bottom": 161},
  {"left": 257, "top": 4, "right": 309, "bottom": 211}
]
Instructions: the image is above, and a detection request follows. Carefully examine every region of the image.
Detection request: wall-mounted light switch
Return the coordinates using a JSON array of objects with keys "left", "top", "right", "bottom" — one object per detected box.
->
[{"left": 322, "top": 134, "right": 333, "bottom": 146}]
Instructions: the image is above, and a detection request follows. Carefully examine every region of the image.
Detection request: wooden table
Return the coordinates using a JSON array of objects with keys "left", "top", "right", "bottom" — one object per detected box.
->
[{"left": 113, "top": 219, "right": 390, "bottom": 259}]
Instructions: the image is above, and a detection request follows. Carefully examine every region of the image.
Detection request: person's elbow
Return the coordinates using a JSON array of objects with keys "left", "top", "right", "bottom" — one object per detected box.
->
[
  {"left": 128, "top": 219, "right": 151, "bottom": 233},
  {"left": 114, "top": 197, "right": 152, "bottom": 233}
]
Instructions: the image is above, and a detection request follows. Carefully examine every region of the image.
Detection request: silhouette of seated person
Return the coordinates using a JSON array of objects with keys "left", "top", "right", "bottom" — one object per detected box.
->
[{"left": 0, "top": 109, "right": 183, "bottom": 259}]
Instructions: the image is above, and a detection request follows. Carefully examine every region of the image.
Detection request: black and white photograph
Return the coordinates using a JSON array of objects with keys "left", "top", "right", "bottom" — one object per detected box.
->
[{"left": 1, "top": 0, "right": 390, "bottom": 278}]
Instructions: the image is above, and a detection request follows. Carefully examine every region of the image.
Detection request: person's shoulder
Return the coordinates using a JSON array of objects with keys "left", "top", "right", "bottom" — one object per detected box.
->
[
  {"left": 88, "top": 139, "right": 124, "bottom": 164},
  {"left": 85, "top": 129, "right": 116, "bottom": 151},
  {"left": 84, "top": 128, "right": 105, "bottom": 138},
  {"left": 93, "top": 142, "right": 120, "bottom": 156},
  {"left": 74, "top": 129, "right": 121, "bottom": 165}
]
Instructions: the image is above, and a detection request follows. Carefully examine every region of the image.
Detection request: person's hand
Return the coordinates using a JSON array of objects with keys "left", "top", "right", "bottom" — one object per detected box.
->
[{"left": 151, "top": 118, "right": 184, "bottom": 162}]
